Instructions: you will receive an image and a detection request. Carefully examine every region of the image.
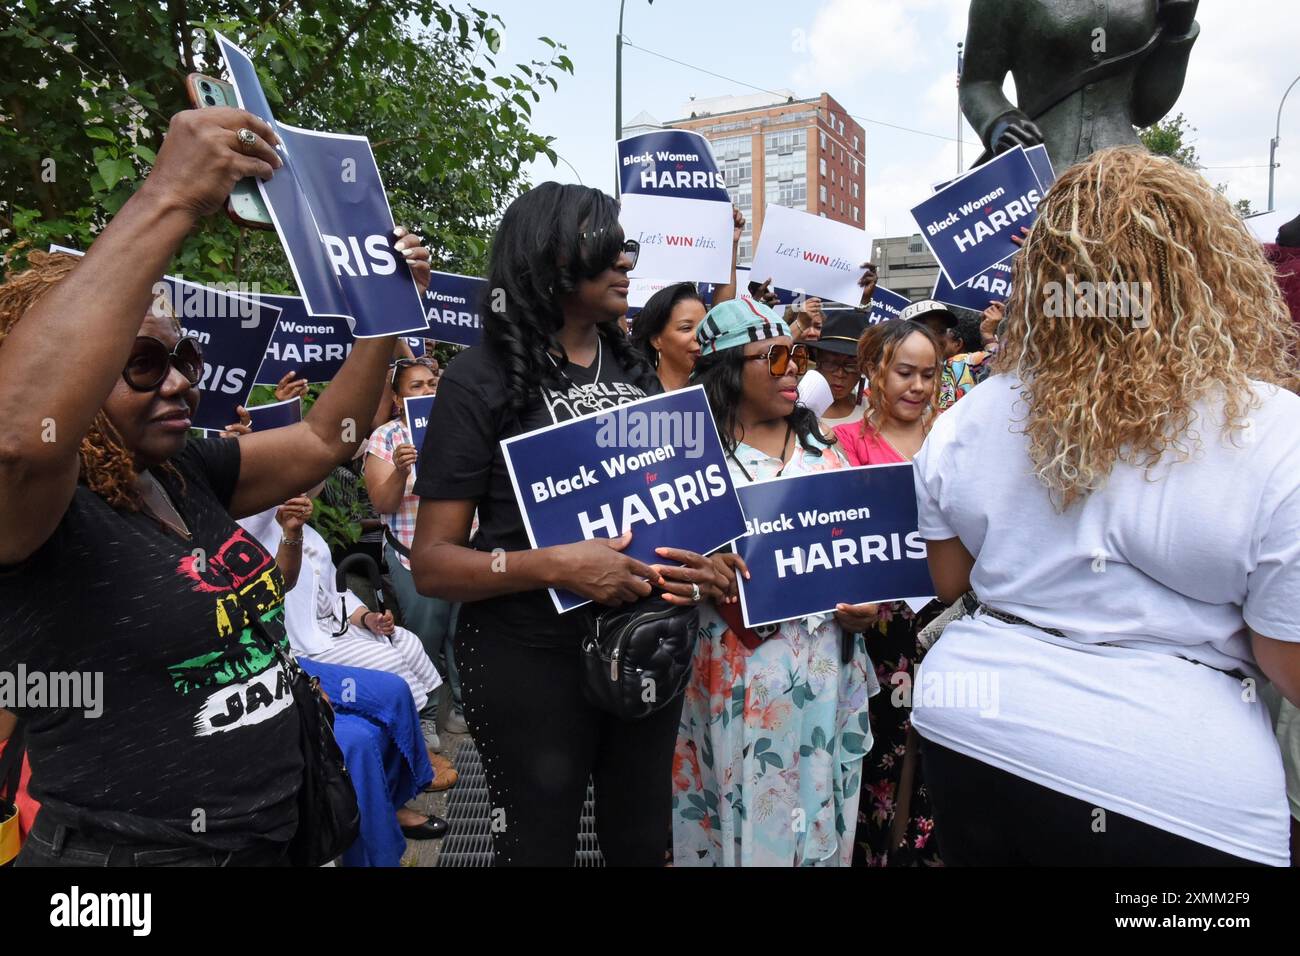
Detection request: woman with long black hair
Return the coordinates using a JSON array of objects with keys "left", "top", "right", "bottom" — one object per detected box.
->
[{"left": 409, "top": 183, "right": 731, "bottom": 866}]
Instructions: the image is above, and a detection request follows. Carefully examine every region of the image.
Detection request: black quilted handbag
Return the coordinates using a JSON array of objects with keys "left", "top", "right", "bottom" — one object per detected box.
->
[{"left": 580, "top": 596, "right": 699, "bottom": 720}]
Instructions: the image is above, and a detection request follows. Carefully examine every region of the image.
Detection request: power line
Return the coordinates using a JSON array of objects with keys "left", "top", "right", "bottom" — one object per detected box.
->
[{"left": 622, "top": 38, "right": 984, "bottom": 150}]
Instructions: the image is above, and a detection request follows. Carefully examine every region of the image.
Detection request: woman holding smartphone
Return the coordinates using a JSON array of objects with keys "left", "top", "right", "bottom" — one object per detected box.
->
[
  {"left": 0, "top": 107, "right": 430, "bottom": 866},
  {"left": 409, "top": 183, "right": 731, "bottom": 866}
]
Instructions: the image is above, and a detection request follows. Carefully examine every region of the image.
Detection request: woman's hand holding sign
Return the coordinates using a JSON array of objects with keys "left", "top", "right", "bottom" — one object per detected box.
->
[
  {"left": 835, "top": 602, "right": 881, "bottom": 633},
  {"left": 392, "top": 226, "right": 431, "bottom": 294},
  {"left": 652, "top": 547, "right": 729, "bottom": 607},
  {"left": 549, "top": 532, "right": 663, "bottom": 606},
  {"left": 391, "top": 442, "right": 420, "bottom": 475}
]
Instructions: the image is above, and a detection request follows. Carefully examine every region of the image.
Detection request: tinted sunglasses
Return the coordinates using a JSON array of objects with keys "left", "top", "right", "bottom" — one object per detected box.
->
[
  {"left": 745, "top": 343, "right": 809, "bottom": 377},
  {"left": 578, "top": 228, "right": 640, "bottom": 270},
  {"left": 122, "top": 335, "right": 204, "bottom": 392},
  {"left": 391, "top": 357, "right": 435, "bottom": 386}
]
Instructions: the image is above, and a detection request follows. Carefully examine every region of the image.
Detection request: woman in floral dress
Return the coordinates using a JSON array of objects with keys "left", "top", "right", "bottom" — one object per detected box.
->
[
  {"left": 834, "top": 319, "right": 946, "bottom": 866},
  {"left": 672, "top": 297, "right": 884, "bottom": 867}
]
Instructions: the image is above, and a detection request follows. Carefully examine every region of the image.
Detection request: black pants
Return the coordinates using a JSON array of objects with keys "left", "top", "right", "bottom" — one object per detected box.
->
[
  {"left": 16, "top": 813, "right": 290, "bottom": 867},
  {"left": 921, "top": 739, "right": 1263, "bottom": 866},
  {"left": 455, "top": 614, "right": 683, "bottom": 867}
]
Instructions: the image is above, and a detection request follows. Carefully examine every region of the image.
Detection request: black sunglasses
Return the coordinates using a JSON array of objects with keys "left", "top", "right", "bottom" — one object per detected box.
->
[
  {"left": 578, "top": 228, "right": 640, "bottom": 270},
  {"left": 745, "top": 343, "right": 809, "bottom": 377},
  {"left": 122, "top": 335, "right": 204, "bottom": 392}
]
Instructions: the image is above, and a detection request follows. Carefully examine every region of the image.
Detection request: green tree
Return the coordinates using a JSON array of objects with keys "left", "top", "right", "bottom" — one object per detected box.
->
[
  {"left": 1138, "top": 112, "right": 1255, "bottom": 217},
  {"left": 0, "top": 1, "right": 573, "bottom": 283}
]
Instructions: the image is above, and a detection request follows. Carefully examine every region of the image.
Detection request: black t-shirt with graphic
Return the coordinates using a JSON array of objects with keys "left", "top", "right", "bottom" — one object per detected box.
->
[
  {"left": 414, "top": 341, "right": 660, "bottom": 646},
  {"left": 0, "top": 438, "right": 301, "bottom": 850}
]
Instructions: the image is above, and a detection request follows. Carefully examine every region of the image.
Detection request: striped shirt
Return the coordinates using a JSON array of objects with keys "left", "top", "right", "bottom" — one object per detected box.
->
[{"left": 366, "top": 418, "right": 419, "bottom": 570}]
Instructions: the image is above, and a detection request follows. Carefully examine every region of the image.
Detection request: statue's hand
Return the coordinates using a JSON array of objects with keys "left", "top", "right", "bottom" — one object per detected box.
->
[
  {"left": 1157, "top": 0, "right": 1198, "bottom": 36},
  {"left": 990, "top": 111, "right": 1045, "bottom": 154}
]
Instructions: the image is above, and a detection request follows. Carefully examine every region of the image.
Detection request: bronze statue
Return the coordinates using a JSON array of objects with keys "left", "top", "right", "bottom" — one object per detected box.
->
[{"left": 961, "top": 0, "right": 1200, "bottom": 171}]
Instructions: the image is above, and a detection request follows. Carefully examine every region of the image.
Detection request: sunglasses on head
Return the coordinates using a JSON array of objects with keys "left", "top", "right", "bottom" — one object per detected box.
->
[
  {"left": 745, "top": 343, "right": 809, "bottom": 377},
  {"left": 391, "top": 357, "right": 435, "bottom": 386},
  {"left": 578, "top": 228, "right": 640, "bottom": 270},
  {"left": 122, "top": 335, "right": 204, "bottom": 392}
]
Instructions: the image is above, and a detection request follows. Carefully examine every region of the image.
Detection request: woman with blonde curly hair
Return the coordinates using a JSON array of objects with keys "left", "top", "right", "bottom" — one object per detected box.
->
[
  {"left": 911, "top": 146, "right": 1300, "bottom": 866},
  {"left": 0, "top": 106, "right": 431, "bottom": 867}
]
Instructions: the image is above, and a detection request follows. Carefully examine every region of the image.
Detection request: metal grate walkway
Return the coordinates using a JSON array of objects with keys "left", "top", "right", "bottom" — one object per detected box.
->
[{"left": 435, "top": 739, "right": 604, "bottom": 867}]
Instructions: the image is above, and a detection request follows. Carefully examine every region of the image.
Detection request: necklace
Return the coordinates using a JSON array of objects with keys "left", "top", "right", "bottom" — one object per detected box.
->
[
  {"left": 547, "top": 336, "right": 602, "bottom": 383},
  {"left": 138, "top": 471, "right": 192, "bottom": 540},
  {"left": 868, "top": 414, "right": 917, "bottom": 462}
]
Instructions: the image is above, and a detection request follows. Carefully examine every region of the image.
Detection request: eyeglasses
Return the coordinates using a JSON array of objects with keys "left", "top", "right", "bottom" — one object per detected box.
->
[
  {"left": 391, "top": 357, "right": 435, "bottom": 386},
  {"left": 579, "top": 228, "right": 640, "bottom": 270},
  {"left": 745, "top": 343, "right": 809, "bottom": 377},
  {"left": 817, "top": 355, "right": 860, "bottom": 378},
  {"left": 122, "top": 335, "right": 204, "bottom": 392}
]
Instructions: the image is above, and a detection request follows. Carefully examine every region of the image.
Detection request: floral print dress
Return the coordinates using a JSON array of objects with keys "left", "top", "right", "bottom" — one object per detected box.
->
[{"left": 671, "top": 435, "right": 880, "bottom": 867}]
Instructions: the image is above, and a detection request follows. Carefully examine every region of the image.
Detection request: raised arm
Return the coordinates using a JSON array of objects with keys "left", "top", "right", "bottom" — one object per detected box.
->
[
  {"left": 227, "top": 233, "right": 431, "bottom": 519},
  {"left": 711, "top": 205, "right": 746, "bottom": 306},
  {"left": 0, "top": 109, "right": 280, "bottom": 565}
]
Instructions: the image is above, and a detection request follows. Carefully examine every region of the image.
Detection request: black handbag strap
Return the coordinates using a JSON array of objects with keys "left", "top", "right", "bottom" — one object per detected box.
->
[{"left": 0, "top": 720, "right": 26, "bottom": 806}]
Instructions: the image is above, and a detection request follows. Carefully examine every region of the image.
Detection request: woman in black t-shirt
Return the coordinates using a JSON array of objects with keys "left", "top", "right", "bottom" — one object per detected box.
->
[
  {"left": 0, "top": 108, "right": 430, "bottom": 866},
  {"left": 410, "top": 183, "right": 734, "bottom": 866}
]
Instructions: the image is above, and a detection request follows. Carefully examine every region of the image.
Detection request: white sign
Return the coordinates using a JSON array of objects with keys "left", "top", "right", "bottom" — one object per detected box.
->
[{"left": 749, "top": 204, "right": 872, "bottom": 306}]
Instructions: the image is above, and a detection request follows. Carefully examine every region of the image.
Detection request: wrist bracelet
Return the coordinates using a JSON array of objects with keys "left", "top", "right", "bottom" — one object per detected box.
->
[{"left": 281, "top": 535, "right": 303, "bottom": 546}]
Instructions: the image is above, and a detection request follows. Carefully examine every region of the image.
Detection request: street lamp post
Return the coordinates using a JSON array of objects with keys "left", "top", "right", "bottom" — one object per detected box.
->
[
  {"left": 615, "top": 0, "right": 652, "bottom": 197},
  {"left": 1267, "top": 73, "right": 1300, "bottom": 216}
]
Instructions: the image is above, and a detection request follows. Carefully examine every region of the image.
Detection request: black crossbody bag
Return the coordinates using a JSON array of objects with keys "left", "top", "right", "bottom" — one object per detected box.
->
[{"left": 221, "top": 573, "right": 360, "bottom": 866}]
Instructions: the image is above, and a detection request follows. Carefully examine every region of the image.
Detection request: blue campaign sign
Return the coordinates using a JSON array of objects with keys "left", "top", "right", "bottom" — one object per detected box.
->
[
  {"left": 404, "top": 395, "right": 435, "bottom": 456},
  {"left": 619, "top": 129, "right": 729, "bottom": 201},
  {"left": 910, "top": 145, "right": 1043, "bottom": 288},
  {"left": 215, "top": 34, "right": 428, "bottom": 339},
  {"left": 403, "top": 337, "right": 426, "bottom": 358},
  {"left": 1024, "top": 144, "right": 1057, "bottom": 192},
  {"left": 247, "top": 395, "right": 302, "bottom": 432},
  {"left": 159, "top": 275, "right": 281, "bottom": 432},
  {"left": 866, "top": 285, "right": 912, "bottom": 325},
  {"left": 501, "top": 386, "right": 747, "bottom": 613},
  {"left": 735, "top": 464, "right": 936, "bottom": 629},
  {"left": 423, "top": 271, "right": 486, "bottom": 348},
  {"left": 255, "top": 293, "right": 353, "bottom": 384},
  {"left": 931, "top": 260, "right": 1014, "bottom": 313}
]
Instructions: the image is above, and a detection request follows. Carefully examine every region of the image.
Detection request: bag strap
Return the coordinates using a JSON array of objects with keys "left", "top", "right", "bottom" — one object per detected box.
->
[{"left": 0, "top": 720, "right": 26, "bottom": 806}]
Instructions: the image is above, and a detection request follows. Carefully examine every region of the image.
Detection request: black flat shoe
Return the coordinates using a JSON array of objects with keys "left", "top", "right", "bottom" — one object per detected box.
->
[{"left": 401, "top": 815, "right": 449, "bottom": 840}]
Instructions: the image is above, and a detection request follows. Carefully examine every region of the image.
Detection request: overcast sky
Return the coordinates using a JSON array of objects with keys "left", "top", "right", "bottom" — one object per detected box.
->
[{"left": 480, "top": 0, "right": 1298, "bottom": 243}]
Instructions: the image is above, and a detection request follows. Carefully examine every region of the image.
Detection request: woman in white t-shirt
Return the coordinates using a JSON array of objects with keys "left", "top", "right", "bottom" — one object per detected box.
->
[{"left": 912, "top": 147, "right": 1300, "bottom": 867}]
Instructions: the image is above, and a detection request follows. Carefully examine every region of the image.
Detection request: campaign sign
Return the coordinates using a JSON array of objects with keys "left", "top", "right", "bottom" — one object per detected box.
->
[
  {"left": 910, "top": 145, "right": 1043, "bottom": 288},
  {"left": 749, "top": 204, "right": 873, "bottom": 306},
  {"left": 618, "top": 129, "right": 734, "bottom": 284},
  {"left": 501, "top": 386, "right": 747, "bottom": 613},
  {"left": 734, "top": 464, "right": 936, "bottom": 629},
  {"left": 1024, "top": 144, "right": 1057, "bottom": 192},
  {"left": 256, "top": 294, "right": 353, "bottom": 384},
  {"left": 931, "top": 260, "right": 1014, "bottom": 313},
  {"left": 158, "top": 275, "right": 280, "bottom": 432},
  {"left": 215, "top": 34, "right": 428, "bottom": 339},
  {"left": 247, "top": 395, "right": 302, "bottom": 432},
  {"left": 403, "top": 395, "right": 436, "bottom": 479},
  {"left": 423, "top": 271, "right": 486, "bottom": 348},
  {"left": 866, "top": 285, "right": 912, "bottom": 325},
  {"left": 402, "top": 337, "right": 426, "bottom": 358}
]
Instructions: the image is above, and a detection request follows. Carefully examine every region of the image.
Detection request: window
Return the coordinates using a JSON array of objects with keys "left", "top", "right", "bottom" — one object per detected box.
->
[
  {"left": 820, "top": 184, "right": 827, "bottom": 203},
  {"left": 820, "top": 131, "right": 826, "bottom": 149},
  {"left": 853, "top": 182, "right": 859, "bottom": 199},
  {"left": 909, "top": 234, "right": 924, "bottom": 254},
  {"left": 853, "top": 205, "right": 859, "bottom": 222},
  {"left": 854, "top": 134, "right": 860, "bottom": 151},
  {"left": 853, "top": 159, "right": 860, "bottom": 175},
  {"left": 819, "top": 157, "right": 826, "bottom": 176},
  {"left": 839, "top": 119, "right": 845, "bottom": 135}
]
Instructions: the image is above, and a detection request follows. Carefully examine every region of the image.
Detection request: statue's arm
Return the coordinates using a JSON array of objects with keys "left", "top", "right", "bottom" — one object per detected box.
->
[
  {"left": 961, "top": 0, "right": 1034, "bottom": 153},
  {"left": 1131, "top": 14, "right": 1200, "bottom": 128}
]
